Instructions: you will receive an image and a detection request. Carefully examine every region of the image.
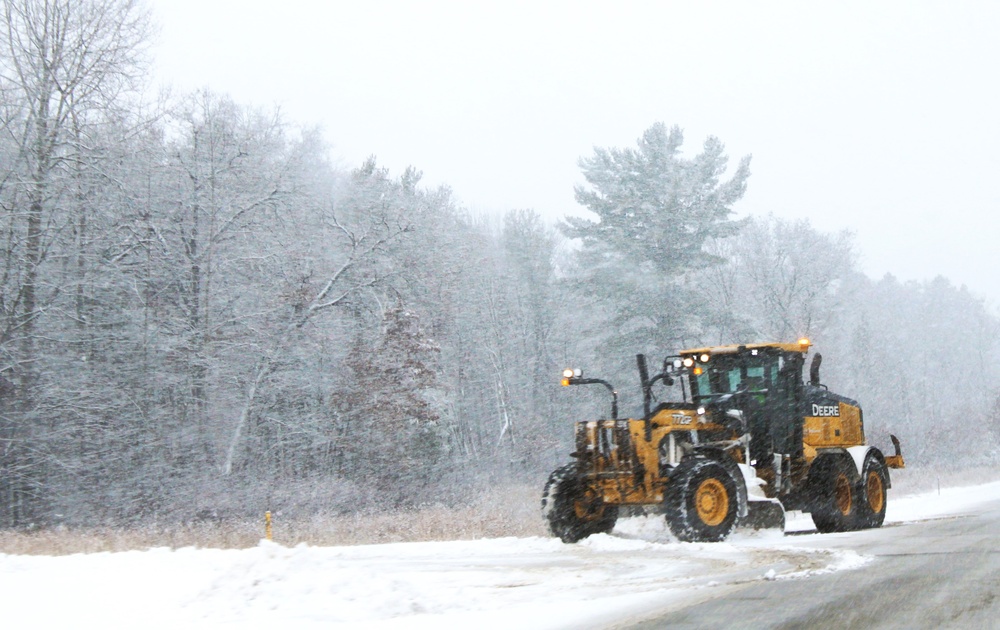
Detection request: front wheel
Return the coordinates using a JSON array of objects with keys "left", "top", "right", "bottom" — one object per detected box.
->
[
  {"left": 665, "top": 458, "right": 740, "bottom": 542},
  {"left": 541, "top": 464, "right": 618, "bottom": 543}
]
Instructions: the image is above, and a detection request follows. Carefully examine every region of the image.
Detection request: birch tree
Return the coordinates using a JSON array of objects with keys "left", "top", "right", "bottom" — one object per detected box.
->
[
  {"left": 700, "top": 215, "right": 857, "bottom": 343},
  {"left": 219, "top": 158, "right": 414, "bottom": 478},
  {"left": 0, "top": 0, "right": 150, "bottom": 525},
  {"left": 0, "top": 0, "right": 150, "bottom": 392}
]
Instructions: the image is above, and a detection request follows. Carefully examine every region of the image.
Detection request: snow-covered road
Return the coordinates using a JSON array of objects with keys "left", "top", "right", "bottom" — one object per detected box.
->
[{"left": 3, "top": 480, "right": 999, "bottom": 629}]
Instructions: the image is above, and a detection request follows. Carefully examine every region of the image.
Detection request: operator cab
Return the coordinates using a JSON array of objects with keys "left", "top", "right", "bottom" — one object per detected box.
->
[
  {"left": 678, "top": 341, "right": 810, "bottom": 468},
  {"left": 679, "top": 342, "right": 808, "bottom": 399},
  {"left": 688, "top": 351, "right": 779, "bottom": 402}
]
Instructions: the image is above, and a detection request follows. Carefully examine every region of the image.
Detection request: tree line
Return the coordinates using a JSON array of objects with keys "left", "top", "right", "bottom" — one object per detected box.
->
[{"left": 0, "top": 0, "right": 996, "bottom": 527}]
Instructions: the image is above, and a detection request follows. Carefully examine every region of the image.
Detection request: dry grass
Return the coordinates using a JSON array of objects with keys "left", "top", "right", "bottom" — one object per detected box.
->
[
  {"left": 0, "top": 484, "right": 547, "bottom": 556},
  {"left": 0, "top": 523, "right": 262, "bottom": 556},
  {"left": 4, "top": 467, "right": 1000, "bottom": 557}
]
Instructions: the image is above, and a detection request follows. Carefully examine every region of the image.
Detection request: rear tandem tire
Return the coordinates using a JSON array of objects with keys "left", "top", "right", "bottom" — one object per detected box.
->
[
  {"left": 541, "top": 464, "right": 618, "bottom": 543},
  {"left": 855, "top": 455, "right": 888, "bottom": 530},
  {"left": 665, "top": 458, "right": 740, "bottom": 543},
  {"left": 809, "top": 456, "right": 858, "bottom": 533}
]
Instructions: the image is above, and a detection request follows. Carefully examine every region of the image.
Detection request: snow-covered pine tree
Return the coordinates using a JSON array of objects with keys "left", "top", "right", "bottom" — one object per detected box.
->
[{"left": 561, "top": 123, "right": 751, "bottom": 378}]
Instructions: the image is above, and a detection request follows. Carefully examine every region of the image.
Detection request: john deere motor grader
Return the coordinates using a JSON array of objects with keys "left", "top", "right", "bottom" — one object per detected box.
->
[{"left": 542, "top": 339, "right": 905, "bottom": 543}]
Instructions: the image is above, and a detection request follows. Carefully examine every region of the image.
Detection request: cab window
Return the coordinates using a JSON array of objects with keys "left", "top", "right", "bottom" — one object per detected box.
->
[{"left": 691, "top": 354, "right": 779, "bottom": 399}]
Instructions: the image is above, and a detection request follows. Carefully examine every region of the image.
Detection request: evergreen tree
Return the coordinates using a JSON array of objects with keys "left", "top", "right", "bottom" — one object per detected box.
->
[
  {"left": 561, "top": 123, "right": 751, "bottom": 370},
  {"left": 332, "top": 307, "right": 446, "bottom": 507}
]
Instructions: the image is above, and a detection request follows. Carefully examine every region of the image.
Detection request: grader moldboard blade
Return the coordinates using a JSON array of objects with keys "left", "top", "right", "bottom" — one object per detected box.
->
[{"left": 741, "top": 500, "right": 786, "bottom": 531}]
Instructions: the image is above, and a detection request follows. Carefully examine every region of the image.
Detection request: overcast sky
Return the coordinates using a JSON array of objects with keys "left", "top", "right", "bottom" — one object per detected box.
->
[{"left": 150, "top": 1, "right": 1000, "bottom": 306}]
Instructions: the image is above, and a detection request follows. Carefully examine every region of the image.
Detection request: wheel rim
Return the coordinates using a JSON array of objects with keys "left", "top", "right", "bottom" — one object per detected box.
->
[
  {"left": 866, "top": 471, "right": 885, "bottom": 513},
  {"left": 573, "top": 489, "right": 606, "bottom": 521},
  {"left": 695, "top": 478, "right": 729, "bottom": 527},
  {"left": 834, "top": 474, "right": 852, "bottom": 516}
]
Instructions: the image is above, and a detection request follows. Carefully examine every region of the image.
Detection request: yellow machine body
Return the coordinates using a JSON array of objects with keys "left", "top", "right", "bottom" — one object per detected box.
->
[{"left": 559, "top": 341, "right": 903, "bottom": 516}]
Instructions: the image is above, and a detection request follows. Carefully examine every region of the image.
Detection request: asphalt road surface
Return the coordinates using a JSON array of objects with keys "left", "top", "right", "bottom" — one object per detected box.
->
[{"left": 622, "top": 498, "right": 1000, "bottom": 629}]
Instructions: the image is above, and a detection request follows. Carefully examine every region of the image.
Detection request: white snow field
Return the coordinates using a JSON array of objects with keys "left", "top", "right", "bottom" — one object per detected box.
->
[{"left": 2, "top": 480, "right": 999, "bottom": 629}]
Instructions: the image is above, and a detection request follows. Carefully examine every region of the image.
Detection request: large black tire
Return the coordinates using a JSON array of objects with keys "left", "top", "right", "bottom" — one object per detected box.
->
[
  {"left": 541, "top": 464, "right": 618, "bottom": 543},
  {"left": 854, "top": 454, "right": 888, "bottom": 529},
  {"left": 809, "top": 456, "right": 858, "bottom": 533},
  {"left": 664, "top": 458, "right": 740, "bottom": 542}
]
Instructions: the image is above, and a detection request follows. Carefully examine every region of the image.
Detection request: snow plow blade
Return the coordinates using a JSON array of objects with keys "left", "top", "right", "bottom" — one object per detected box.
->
[
  {"left": 740, "top": 500, "right": 786, "bottom": 531},
  {"left": 884, "top": 434, "right": 905, "bottom": 469}
]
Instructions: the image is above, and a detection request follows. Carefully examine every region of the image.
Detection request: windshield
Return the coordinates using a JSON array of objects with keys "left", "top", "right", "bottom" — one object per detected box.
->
[{"left": 691, "top": 354, "right": 780, "bottom": 400}]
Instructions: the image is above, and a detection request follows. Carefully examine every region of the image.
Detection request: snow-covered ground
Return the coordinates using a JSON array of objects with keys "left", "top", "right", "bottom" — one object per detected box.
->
[{"left": 3, "top": 480, "right": 1000, "bottom": 629}]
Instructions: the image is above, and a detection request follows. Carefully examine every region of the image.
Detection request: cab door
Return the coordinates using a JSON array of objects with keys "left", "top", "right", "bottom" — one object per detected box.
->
[{"left": 762, "top": 352, "right": 805, "bottom": 459}]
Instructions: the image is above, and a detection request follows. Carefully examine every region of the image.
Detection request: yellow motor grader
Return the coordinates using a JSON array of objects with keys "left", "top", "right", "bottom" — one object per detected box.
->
[{"left": 542, "top": 340, "right": 904, "bottom": 543}]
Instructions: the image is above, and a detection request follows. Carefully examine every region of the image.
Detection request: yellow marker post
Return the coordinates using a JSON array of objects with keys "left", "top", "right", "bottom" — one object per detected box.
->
[{"left": 265, "top": 511, "right": 272, "bottom": 541}]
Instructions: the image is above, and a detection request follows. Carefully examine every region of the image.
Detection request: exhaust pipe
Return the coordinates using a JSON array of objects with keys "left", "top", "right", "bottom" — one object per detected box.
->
[{"left": 810, "top": 353, "right": 823, "bottom": 386}]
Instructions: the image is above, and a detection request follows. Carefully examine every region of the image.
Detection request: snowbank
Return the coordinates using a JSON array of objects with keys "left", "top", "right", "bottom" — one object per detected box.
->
[{"left": 2, "top": 479, "right": 999, "bottom": 629}]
